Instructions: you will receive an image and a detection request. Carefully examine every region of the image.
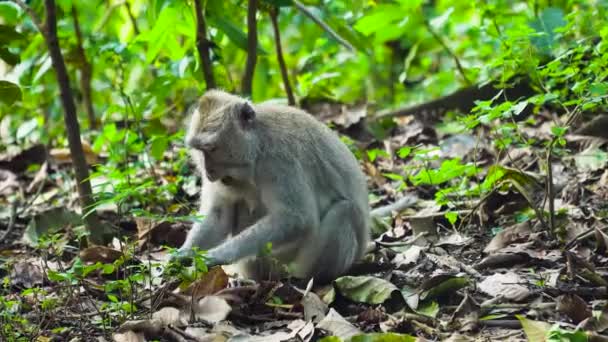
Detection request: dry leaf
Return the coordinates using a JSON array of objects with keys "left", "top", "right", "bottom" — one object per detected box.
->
[
  {"left": 80, "top": 246, "right": 123, "bottom": 264},
  {"left": 182, "top": 266, "right": 229, "bottom": 299}
]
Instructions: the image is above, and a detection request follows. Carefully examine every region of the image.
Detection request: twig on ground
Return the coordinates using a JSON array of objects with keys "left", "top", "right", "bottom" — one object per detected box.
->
[{"left": 564, "top": 225, "right": 608, "bottom": 250}]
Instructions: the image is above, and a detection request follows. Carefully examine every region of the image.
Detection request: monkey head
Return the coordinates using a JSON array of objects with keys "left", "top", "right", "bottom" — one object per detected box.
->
[{"left": 185, "top": 90, "right": 258, "bottom": 183}]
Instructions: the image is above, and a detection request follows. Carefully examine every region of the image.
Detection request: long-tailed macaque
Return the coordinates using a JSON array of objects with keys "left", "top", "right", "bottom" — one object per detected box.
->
[{"left": 176, "top": 90, "right": 370, "bottom": 283}]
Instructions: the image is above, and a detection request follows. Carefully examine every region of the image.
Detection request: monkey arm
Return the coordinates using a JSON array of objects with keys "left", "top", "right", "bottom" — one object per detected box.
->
[
  {"left": 205, "top": 209, "right": 307, "bottom": 265},
  {"left": 205, "top": 173, "right": 314, "bottom": 265},
  {"left": 178, "top": 203, "right": 234, "bottom": 255}
]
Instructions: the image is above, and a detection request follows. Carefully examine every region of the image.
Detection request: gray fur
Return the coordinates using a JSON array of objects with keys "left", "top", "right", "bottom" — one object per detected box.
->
[{"left": 178, "top": 90, "right": 370, "bottom": 283}]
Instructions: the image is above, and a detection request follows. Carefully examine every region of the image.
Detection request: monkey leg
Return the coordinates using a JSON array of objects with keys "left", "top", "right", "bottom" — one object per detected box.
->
[{"left": 311, "top": 200, "right": 367, "bottom": 283}]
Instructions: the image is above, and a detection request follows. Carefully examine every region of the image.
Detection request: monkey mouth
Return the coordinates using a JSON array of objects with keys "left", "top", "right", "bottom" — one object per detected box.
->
[
  {"left": 205, "top": 166, "right": 220, "bottom": 182},
  {"left": 206, "top": 172, "right": 220, "bottom": 182}
]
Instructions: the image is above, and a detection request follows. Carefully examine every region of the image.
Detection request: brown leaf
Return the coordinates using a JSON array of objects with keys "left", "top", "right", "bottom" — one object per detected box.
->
[
  {"left": 182, "top": 266, "right": 229, "bottom": 300},
  {"left": 49, "top": 141, "right": 97, "bottom": 165},
  {"left": 135, "top": 218, "right": 188, "bottom": 248},
  {"left": 556, "top": 294, "right": 592, "bottom": 324},
  {"left": 484, "top": 221, "right": 533, "bottom": 253},
  {"left": 478, "top": 271, "right": 530, "bottom": 301},
  {"left": 79, "top": 246, "right": 123, "bottom": 264},
  {"left": 595, "top": 228, "right": 608, "bottom": 255},
  {"left": 10, "top": 260, "right": 44, "bottom": 288}
]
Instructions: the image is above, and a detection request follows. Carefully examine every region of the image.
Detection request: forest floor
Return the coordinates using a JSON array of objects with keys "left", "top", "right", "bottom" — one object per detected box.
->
[{"left": 1, "top": 97, "right": 608, "bottom": 341}]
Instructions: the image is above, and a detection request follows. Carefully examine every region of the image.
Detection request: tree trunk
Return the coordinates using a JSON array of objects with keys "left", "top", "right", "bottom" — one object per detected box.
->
[
  {"left": 44, "top": 0, "right": 104, "bottom": 244},
  {"left": 193, "top": 0, "right": 216, "bottom": 89},
  {"left": 71, "top": 5, "right": 96, "bottom": 129},
  {"left": 270, "top": 8, "right": 295, "bottom": 106},
  {"left": 241, "top": 0, "right": 258, "bottom": 97}
]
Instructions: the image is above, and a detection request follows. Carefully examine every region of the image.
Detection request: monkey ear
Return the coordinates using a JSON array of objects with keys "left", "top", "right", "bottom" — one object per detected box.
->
[{"left": 239, "top": 103, "right": 256, "bottom": 123}]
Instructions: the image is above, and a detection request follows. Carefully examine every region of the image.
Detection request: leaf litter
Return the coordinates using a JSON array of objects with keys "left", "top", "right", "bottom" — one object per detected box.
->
[{"left": 1, "top": 104, "right": 608, "bottom": 341}]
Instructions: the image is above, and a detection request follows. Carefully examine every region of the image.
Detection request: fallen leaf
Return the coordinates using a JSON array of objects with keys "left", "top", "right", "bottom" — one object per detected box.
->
[
  {"left": 22, "top": 208, "right": 82, "bottom": 246},
  {"left": 300, "top": 290, "right": 328, "bottom": 323},
  {"left": 573, "top": 146, "right": 608, "bottom": 172},
  {"left": 10, "top": 260, "right": 44, "bottom": 288},
  {"left": 484, "top": 221, "right": 533, "bottom": 253},
  {"left": 181, "top": 266, "right": 229, "bottom": 300},
  {"left": 49, "top": 140, "right": 98, "bottom": 165},
  {"left": 351, "top": 333, "right": 417, "bottom": 341},
  {"left": 420, "top": 275, "right": 470, "bottom": 301},
  {"left": 517, "top": 315, "right": 551, "bottom": 342},
  {"left": 478, "top": 272, "right": 530, "bottom": 301},
  {"left": 80, "top": 246, "right": 123, "bottom": 264},
  {"left": 195, "top": 295, "right": 232, "bottom": 323},
  {"left": 556, "top": 294, "right": 591, "bottom": 324},
  {"left": 334, "top": 276, "right": 399, "bottom": 304},
  {"left": 393, "top": 245, "right": 424, "bottom": 268},
  {"left": 317, "top": 308, "right": 361, "bottom": 340}
]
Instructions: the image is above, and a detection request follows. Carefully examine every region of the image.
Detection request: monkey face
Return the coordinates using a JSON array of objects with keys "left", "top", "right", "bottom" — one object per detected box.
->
[{"left": 186, "top": 95, "right": 258, "bottom": 183}]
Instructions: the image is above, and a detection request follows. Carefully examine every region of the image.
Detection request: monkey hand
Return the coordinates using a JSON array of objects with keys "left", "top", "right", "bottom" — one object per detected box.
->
[{"left": 168, "top": 247, "right": 223, "bottom": 268}]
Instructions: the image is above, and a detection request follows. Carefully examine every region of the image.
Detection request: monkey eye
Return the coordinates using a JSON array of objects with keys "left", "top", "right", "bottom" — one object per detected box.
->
[
  {"left": 188, "top": 135, "right": 218, "bottom": 153},
  {"left": 239, "top": 103, "right": 256, "bottom": 123}
]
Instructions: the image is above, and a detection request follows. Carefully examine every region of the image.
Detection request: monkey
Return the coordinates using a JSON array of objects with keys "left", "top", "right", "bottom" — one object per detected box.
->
[{"left": 175, "top": 90, "right": 413, "bottom": 283}]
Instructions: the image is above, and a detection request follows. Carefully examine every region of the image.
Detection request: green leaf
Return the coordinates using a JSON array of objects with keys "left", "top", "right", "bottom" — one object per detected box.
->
[
  {"left": 208, "top": 16, "right": 268, "bottom": 55},
  {"left": 397, "top": 147, "right": 412, "bottom": 159},
  {"left": 445, "top": 212, "right": 458, "bottom": 226},
  {"left": 590, "top": 82, "right": 608, "bottom": 96},
  {"left": 546, "top": 326, "right": 588, "bottom": 342},
  {"left": 366, "top": 148, "right": 389, "bottom": 162},
  {"left": 0, "top": 47, "right": 20, "bottom": 65},
  {"left": 415, "top": 300, "right": 439, "bottom": 318},
  {"left": 529, "top": 7, "right": 566, "bottom": 54},
  {"left": 150, "top": 136, "right": 168, "bottom": 160},
  {"left": 0, "top": 24, "right": 25, "bottom": 44},
  {"left": 574, "top": 147, "right": 608, "bottom": 172},
  {"left": 319, "top": 337, "right": 342, "bottom": 342},
  {"left": 0, "top": 80, "right": 22, "bottom": 106},
  {"left": 16, "top": 118, "right": 38, "bottom": 140},
  {"left": 429, "top": 7, "right": 453, "bottom": 30},
  {"left": 516, "top": 315, "right": 552, "bottom": 342},
  {"left": 23, "top": 208, "right": 83, "bottom": 246},
  {"left": 420, "top": 276, "right": 469, "bottom": 300},
  {"left": 334, "top": 276, "right": 398, "bottom": 304},
  {"left": 0, "top": 3, "right": 21, "bottom": 26}
]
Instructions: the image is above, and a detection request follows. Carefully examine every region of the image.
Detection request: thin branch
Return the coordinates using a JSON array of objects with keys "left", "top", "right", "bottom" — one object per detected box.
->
[
  {"left": 10, "top": 0, "right": 46, "bottom": 35},
  {"left": 241, "top": 0, "right": 258, "bottom": 97},
  {"left": 269, "top": 8, "right": 295, "bottom": 106},
  {"left": 424, "top": 20, "right": 472, "bottom": 86},
  {"left": 293, "top": 0, "right": 354, "bottom": 51},
  {"left": 193, "top": 0, "right": 216, "bottom": 89},
  {"left": 124, "top": 1, "right": 140, "bottom": 35},
  {"left": 71, "top": 5, "right": 96, "bottom": 129},
  {"left": 95, "top": 1, "right": 125, "bottom": 32},
  {"left": 44, "top": 0, "right": 102, "bottom": 244}
]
